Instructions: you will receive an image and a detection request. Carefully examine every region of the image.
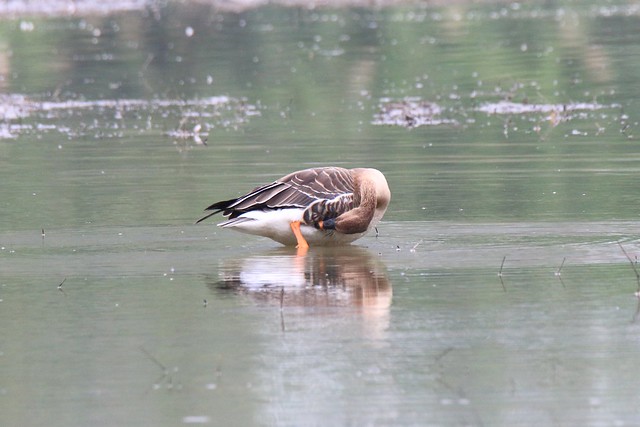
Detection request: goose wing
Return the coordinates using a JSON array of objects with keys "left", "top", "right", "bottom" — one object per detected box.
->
[{"left": 196, "top": 167, "right": 356, "bottom": 223}]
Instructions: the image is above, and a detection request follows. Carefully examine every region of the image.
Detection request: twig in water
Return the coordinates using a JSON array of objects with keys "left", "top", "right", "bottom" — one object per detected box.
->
[
  {"left": 57, "top": 278, "right": 67, "bottom": 296},
  {"left": 434, "top": 347, "right": 454, "bottom": 363},
  {"left": 617, "top": 241, "right": 640, "bottom": 293},
  {"left": 498, "top": 256, "right": 507, "bottom": 292},
  {"left": 140, "top": 347, "right": 167, "bottom": 372},
  {"left": 140, "top": 347, "right": 180, "bottom": 391},
  {"left": 280, "top": 287, "right": 286, "bottom": 332},
  {"left": 141, "top": 53, "right": 154, "bottom": 73},
  {"left": 503, "top": 117, "right": 511, "bottom": 139},
  {"left": 555, "top": 257, "right": 566, "bottom": 276},
  {"left": 555, "top": 257, "right": 566, "bottom": 288}
]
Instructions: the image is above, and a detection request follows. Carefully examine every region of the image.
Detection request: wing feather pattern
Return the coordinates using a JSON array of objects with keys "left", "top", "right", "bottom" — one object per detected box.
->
[{"left": 196, "top": 167, "right": 356, "bottom": 224}]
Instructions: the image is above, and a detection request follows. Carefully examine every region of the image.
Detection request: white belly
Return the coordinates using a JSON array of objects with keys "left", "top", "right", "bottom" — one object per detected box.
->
[{"left": 217, "top": 209, "right": 369, "bottom": 246}]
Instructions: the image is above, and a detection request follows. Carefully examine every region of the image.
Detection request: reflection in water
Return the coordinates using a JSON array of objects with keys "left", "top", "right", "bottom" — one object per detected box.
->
[
  {"left": 208, "top": 246, "right": 396, "bottom": 425},
  {"left": 212, "top": 246, "right": 391, "bottom": 307},
  {"left": 208, "top": 246, "right": 392, "bottom": 337}
]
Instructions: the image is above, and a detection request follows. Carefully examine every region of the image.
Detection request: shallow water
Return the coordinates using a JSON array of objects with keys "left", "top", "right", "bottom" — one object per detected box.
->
[{"left": 2, "top": 1, "right": 640, "bottom": 426}]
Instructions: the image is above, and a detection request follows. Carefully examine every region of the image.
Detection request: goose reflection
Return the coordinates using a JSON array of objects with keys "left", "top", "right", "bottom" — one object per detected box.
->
[
  {"left": 208, "top": 246, "right": 392, "bottom": 337},
  {"left": 212, "top": 246, "right": 391, "bottom": 307}
]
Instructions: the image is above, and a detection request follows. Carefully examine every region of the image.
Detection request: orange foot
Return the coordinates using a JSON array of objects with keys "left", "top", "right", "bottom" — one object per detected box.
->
[{"left": 290, "top": 220, "right": 309, "bottom": 250}]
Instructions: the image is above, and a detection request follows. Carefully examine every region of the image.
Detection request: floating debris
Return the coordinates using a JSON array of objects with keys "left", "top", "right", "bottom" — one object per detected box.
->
[
  {"left": 0, "top": 95, "right": 260, "bottom": 140},
  {"left": 167, "top": 120, "right": 208, "bottom": 146},
  {"left": 0, "top": 123, "right": 17, "bottom": 139},
  {"left": 372, "top": 97, "right": 458, "bottom": 128},
  {"left": 372, "top": 96, "right": 621, "bottom": 129},
  {"left": 0, "top": 94, "right": 32, "bottom": 121},
  {"left": 475, "top": 100, "right": 618, "bottom": 115}
]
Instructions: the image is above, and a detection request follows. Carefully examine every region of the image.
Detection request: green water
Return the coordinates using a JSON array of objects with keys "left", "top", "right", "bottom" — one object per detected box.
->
[{"left": 1, "top": 1, "right": 640, "bottom": 426}]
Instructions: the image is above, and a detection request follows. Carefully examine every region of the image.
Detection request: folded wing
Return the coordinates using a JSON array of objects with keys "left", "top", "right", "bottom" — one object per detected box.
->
[{"left": 196, "top": 167, "right": 356, "bottom": 223}]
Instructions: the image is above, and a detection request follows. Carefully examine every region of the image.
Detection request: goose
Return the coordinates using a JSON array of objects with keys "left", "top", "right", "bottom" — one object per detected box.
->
[{"left": 196, "top": 166, "right": 390, "bottom": 248}]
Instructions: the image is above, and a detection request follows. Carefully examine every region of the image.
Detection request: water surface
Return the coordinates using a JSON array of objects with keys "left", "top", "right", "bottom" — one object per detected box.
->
[{"left": 2, "top": 1, "right": 640, "bottom": 426}]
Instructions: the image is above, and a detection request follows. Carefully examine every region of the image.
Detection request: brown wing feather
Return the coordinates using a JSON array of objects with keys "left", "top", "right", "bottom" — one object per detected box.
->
[
  {"left": 196, "top": 167, "right": 356, "bottom": 222},
  {"left": 302, "top": 193, "right": 355, "bottom": 224},
  {"left": 275, "top": 167, "right": 354, "bottom": 206}
]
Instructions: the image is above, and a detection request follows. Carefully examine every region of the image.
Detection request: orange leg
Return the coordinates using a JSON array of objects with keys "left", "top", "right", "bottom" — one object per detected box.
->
[{"left": 290, "top": 221, "right": 309, "bottom": 249}]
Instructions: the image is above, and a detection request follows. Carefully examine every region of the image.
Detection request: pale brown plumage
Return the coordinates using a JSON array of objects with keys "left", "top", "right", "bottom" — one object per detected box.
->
[{"left": 196, "top": 167, "right": 390, "bottom": 247}]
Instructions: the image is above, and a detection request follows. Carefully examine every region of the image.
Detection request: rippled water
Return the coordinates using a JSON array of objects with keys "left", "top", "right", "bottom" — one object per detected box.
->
[{"left": 2, "top": 1, "right": 640, "bottom": 426}]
